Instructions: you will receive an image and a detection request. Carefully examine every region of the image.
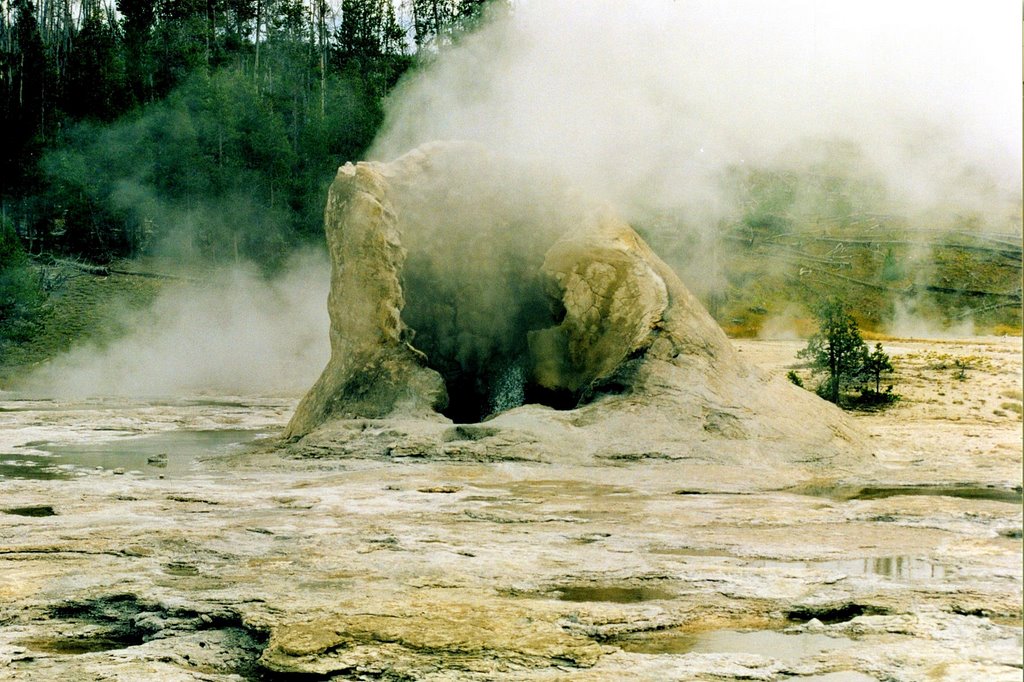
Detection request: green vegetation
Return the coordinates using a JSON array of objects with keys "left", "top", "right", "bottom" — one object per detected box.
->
[
  {"left": 851, "top": 342, "right": 898, "bottom": 409},
  {"left": 640, "top": 151, "right": 1022, "bottom": 337},
  {"left": 861, "top": 342, "right": 893, "bottom": 394},
  {"left": 0, "top": 217, "right": 45, "bottom": 343},
  {"left": 0, "top": 1, "right": 1019, "bottom": 379},
  {"left": 1, "top": 0, "right": 505, "bottom": 265},
  {"left": 0, "top": 0, "right": 514, "bottom": 377},
  {"left": 797, "top": 299, "right": 898, "bottom": 408},
  {"left": 0, "top": 259, "right": 166, "bottom": 382},
  {"left": 798, "top": 299, "right": 869, "bottom": 404}
]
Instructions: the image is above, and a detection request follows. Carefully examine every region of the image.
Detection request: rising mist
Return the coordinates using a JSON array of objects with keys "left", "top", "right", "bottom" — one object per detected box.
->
[
  {"left": 21, "top": 0, "right": 1022, "bottom": 397},
  {"left": 19, "top": 251, "right": 329, "bottom": 398},
  {"left": 374, "top": 1, "right": 1020, "bottom": 224}
]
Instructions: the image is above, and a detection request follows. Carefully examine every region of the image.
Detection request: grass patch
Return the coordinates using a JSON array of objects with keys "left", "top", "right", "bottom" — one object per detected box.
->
[
  {"left": 0, "top": 261, "right": 166, "bottom": 385},
  {"left": 1000, "top": 402, "right": 1023, "bottom": 415}
]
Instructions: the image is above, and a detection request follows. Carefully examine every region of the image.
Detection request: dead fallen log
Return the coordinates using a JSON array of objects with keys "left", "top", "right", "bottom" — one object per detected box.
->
[
  {"left": 922, "top": 283, "right": 1022, "bottom": 300},
  {"left": 32, "top": 255, "right": 200, "bottom": 282},
  {"left": 951, "top": 301, "right": 1022, "bottom": 320},
  {"left": 35, "top": 255, "right": 110, "bottom": 275},
  {"left": 804, "top": 267, "right": 1021, "bottom": 302},
  {"left": 808, "top": 236, "right": 1021, "bottom": 261},
  {"left": 105, "top": 267, "right": 200, "bottom": 282}
]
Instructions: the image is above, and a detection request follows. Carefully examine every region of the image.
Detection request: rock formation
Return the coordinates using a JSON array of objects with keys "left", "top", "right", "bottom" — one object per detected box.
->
[{"left": 286, "top": 141, "right": 862, "bottom": 469}]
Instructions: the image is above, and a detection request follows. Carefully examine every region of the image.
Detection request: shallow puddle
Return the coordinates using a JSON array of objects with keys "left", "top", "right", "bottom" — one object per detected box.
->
[
  {"left": 650, "top": 546, "right": 735, "bottom": 558},
  {"left": 614, "top": 628, "right": 854, "bottom": 661},
  {"left": 2, "top": 505, "right": 57, "bottom": 517},
  {"left": 754, "top": 556, "right": 947, "bottom": 580},
  {"left": 851, "top": 485, "right": 1023, "bottom": 504},
  {"left": 798, "top": 483, "right": 1024, "bottom": 504},
  {"left": 0, "top": 457, "right": 73, "bottom": 480},
  {"left": 651, "top": 546, "right": 947, "bottom": 580},
  {"left": 501, "top": 479, "right": 635, "bottom": 498},
  {"left": 13, "top": 429, "right": 267, "bottom": 479},
  {"left": 21, "top": 634, "right": 138, "bottom": 655},
  {"left": 555, "top": 585, "right": 674, "bottom": 603}
]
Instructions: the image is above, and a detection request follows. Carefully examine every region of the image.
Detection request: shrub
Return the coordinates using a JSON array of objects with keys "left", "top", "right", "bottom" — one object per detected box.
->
[{"left": 0, "top": 219, "right": 44, "bottom": 342}]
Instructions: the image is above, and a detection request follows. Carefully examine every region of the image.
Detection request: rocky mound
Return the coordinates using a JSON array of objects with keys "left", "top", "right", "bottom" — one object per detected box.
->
[{"left": 286, "top": 142, "right": 863, "bottom": 470}]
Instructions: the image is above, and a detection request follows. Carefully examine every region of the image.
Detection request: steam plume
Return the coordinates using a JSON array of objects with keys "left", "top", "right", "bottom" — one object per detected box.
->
[
  {"left": 20, "top": 251, "right": 329, "bottom": 398},
  {"left": 19, "top": 1, "right": 1021, "bottom": 398},
  {"left": 374, "top": 0, "right": 1021, "bottom": 226}
]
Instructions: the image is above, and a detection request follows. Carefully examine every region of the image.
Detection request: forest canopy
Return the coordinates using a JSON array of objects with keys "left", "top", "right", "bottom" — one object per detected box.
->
[{"left": 0, "top": 0, "right": 502, "bottom": 264}]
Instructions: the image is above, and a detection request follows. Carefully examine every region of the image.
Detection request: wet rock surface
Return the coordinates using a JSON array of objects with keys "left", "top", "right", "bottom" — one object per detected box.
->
[{"left": 0, "top": 337, "right": 1020, "bottom": 680}]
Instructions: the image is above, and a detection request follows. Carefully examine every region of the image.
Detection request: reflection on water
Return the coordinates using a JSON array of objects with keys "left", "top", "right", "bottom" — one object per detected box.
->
[
  {"left": 651, "top": 546, "right": 948, "bottom": 581},
  {"left": 752, "top": 556, "right": 947, "bottom": 580},
  {"left": 614, "top": 628, "right": 854, "bottom": 661},
  {"left": 2, "top": 430, "right": 266, "bottom": 479},
  {"left": 556, "top": 585, "right": 675, "bottom": 603},
  {"left": 834, "top": 556, "right": 945, "bottom": 579},
  {"left": 0, "top": 456, "right": 74, "bottom": 480}
]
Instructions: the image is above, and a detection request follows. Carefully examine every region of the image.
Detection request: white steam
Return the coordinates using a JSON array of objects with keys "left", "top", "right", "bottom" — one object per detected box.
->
[
  {"left": 20, "top": 2, "right": 1020, "bottom": 398},
  {"left": 21, "top": 252, "right": 330, "bottom": 398},
  {"left": 888, "top": 298, "right": 977, "bottom": 339},
  {"left": 374, "top": 0, "right": 1021, "bottom": 224}
]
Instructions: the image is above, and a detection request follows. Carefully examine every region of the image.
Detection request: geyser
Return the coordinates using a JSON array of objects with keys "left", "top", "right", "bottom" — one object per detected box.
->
[
  {"left": 287, "top": 141, "right": 722, "bottom": 435},
  {"left": 285, "top": 141, "right": 862, "bottom": 474}
]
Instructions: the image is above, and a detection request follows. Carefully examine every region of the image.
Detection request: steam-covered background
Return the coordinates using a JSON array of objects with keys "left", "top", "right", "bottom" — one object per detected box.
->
[
  {"left": 375, "top": 1, "right": 1020, "bottom": 218},
  {"left": 5, "top": 0, "right": 1021, "bottom": 397}
]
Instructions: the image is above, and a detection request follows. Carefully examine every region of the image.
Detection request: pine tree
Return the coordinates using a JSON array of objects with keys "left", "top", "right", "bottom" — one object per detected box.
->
[
  {"left": 2, "top": 0, "right": 49, "bottom": 195},
  {"left": 64, "top": 7, "right": 125, "bottom": 120},
  {"left": 798, "top": 299, "right": 868, "bottom": 405},
  {"left": 412, "top": 0, "right": 455, "bottom": 48},
  {"left": 861, "top": 342, "right": 894, "bottom": 395},
  {"left": 117, "top": 0, "right": 157, "bottom": 104}
]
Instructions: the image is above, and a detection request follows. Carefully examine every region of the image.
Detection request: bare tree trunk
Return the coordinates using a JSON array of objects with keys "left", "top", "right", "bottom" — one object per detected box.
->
[
  {"left": 317, "top": 0, "right": 326, "bottom": 115},
  {"left": 254, "top": 0, "right": 262, "bottom": 83}
]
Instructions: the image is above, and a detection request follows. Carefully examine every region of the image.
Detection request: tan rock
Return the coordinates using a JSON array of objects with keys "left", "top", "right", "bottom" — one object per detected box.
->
[
  {"left": 260, "top": 599, "right": 603, "bottom": 676},
  {"left": 530, "top": 210, "right": 671, "bottom": 392},
  {"left": 285, "top": 161, "right": 447, "bottom": 438}
]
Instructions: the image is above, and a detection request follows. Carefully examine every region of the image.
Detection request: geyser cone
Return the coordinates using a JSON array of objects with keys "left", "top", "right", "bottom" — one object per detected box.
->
[
  {"left": 285, "top": 142, "right": 862, "bottom": 472},
  {"left": 287, "top": 141, "right": 726, "bottom": 434}
]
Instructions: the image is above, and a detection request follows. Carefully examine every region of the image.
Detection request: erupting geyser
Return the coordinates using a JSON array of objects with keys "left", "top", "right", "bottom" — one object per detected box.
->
[{"left": 286, "top": 142, "right": 862, "bottom": 470}]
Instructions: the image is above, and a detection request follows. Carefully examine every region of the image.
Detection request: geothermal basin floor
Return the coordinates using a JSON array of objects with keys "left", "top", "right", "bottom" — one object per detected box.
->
[{"left": 0, "top": 337, "right": 1020, "bottom": 680}]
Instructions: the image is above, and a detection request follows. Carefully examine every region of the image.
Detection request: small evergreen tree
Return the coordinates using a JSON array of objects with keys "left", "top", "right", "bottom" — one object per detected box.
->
[
  {"left": 861, "top": 342, "right": 894, "bottom": 394},
  {"left": 798, "top": 299, "right": 868, "bottom": 405}
]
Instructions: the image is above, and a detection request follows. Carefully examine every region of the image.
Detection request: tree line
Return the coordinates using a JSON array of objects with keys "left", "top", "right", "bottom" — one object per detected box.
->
[{"left": 0, "top": 0, "right": 503, "bottom": 264}]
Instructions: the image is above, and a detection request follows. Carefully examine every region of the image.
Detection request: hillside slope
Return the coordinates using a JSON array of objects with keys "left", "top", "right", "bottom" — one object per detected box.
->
[{"left": 646, "top": 220, "right": 1022, "bottom": 338}]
